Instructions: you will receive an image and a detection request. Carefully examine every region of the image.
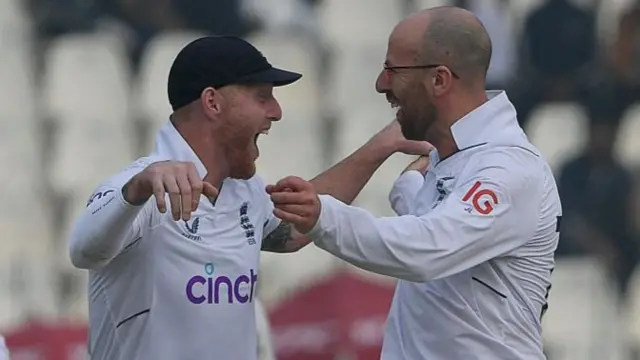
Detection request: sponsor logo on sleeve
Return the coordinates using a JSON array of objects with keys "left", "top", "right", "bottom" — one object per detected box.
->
[
  {"left": 462, "top": 181, "right": 498, "bottom": 215},
  {"left": 86, "top": 189, "right": 115, "bottom": 207}
]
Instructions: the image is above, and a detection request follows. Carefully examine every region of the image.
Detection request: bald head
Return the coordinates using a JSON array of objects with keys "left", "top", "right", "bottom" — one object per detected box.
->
[{"left": 396, "top": 6, "right": 492, "bottom": 86}]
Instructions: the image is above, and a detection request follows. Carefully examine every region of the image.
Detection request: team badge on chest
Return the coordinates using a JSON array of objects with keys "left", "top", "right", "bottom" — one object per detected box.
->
[{"left": 240, "top": 202, "right": 256, "bottom": 245}]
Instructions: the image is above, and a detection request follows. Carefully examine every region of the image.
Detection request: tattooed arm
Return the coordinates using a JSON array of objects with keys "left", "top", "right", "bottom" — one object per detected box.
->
[{"left": 261, "top": 222, "right": 312, "bottom": 253}]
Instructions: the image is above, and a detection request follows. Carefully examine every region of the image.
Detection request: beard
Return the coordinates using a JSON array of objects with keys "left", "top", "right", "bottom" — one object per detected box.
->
[
  {"left": 227, "top": 143, "right": 257, "bottom": 179},
  {"left": 219, "top": 118, "right": 259, "bottom": 180},
  {"left": 396, "top": 84, "right": 438, "bottom": 141}
]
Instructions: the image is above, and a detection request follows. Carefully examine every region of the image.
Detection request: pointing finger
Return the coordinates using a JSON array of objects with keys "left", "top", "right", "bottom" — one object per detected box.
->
[{"left": 202, "top": 182, "right": 219, "bottom": 202}]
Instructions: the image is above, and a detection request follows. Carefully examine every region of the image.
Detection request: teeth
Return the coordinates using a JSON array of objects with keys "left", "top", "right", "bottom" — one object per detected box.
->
[{"left": 260, "top": 130, "right": 269, "bottom": 135}]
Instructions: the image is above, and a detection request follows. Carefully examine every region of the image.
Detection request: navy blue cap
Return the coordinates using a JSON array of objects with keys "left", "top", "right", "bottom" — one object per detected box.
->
[{"left": 168, "top": 35, "right": 302, "bottom": 111}]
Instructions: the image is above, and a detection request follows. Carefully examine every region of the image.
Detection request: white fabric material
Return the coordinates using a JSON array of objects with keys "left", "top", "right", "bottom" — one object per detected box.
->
[
  {"left": 0, "top": 335, "right": 9, "bottom": 360},
  {"left": 69, "top": 122, "right": 280, "bottom": 360},
  {"left": 307, "top": 91, "right": 560, "bottom": 359}
]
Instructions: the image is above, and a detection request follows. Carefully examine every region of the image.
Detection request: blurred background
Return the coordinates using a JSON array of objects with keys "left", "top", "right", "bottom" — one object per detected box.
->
[{"left": 0, "top": 0, "right": 639, "bottom": 358}]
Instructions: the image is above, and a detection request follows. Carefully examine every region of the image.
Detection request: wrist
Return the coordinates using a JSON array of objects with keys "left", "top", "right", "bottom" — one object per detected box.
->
[
  {"left": 366, "top": 134, "right": 396, "bottom": 161},
  {"left": 122, "top": 176, "right": 148, "bottom": 206}
]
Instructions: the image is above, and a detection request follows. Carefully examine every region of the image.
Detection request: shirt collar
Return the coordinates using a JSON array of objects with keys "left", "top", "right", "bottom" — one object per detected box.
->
[
  {"left": 428, "top": 90, "right": 524, "bottom": 166},
  {"left": 450, "top": 90, "right": 521, "bottom": 149},
  {"left": 154, "top": 121, "right": 208, "bottom": 179}
]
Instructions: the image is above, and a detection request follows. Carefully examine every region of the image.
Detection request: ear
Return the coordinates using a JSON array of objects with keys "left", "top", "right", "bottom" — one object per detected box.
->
[
  {"left": 200, "top": 87, "right": 222, "bottom": 115},
  {"left": 432, "top": 66, "right": 454, "bottom": 97}
]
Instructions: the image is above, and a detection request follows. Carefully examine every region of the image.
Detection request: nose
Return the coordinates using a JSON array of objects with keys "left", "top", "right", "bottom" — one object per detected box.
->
[
  {"left": 375, "top": 70, "right": 390, "bottom": 94},
  {"left": 268, "top": 99, "right": 283, "bottom": 122}
]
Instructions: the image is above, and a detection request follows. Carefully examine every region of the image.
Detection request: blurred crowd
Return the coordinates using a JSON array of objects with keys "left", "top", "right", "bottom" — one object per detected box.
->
[{"left": 5, "top": 0, "right": 640, "bottom": 357}]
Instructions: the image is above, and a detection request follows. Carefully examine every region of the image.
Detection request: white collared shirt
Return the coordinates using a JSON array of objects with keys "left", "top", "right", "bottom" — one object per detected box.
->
[
  {"left": 307, "top": 91, "right": 560, "bottom": 360},
  {"left": 69, "top": 122, "right": 281, "bottom": 360},
  {"left": 0, "top": 335, "right": 8, "bottom": 360}
]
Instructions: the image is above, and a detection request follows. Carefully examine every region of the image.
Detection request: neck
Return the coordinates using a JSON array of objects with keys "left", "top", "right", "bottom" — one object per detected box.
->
[
  {"left": 171, "top": 116, "right": 230, "bottom": 189},
  {"left": 427, "top": 89, "right": 488, "bottom": 159}
]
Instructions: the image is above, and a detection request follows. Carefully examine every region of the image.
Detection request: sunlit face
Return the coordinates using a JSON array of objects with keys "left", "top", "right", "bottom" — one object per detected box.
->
[
  {"left": 217, "top": 84, "right": 282, "bottom": 179},
  {"left": 375, "top": 35, "right": 439, "bottom": 141}
]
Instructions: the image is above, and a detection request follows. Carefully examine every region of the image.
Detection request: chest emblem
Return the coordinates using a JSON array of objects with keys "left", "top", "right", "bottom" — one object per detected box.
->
[
  {"left": 432, "top": 176, "right": 455, "bottom": 209},
  {"left": 181, "top": 217, "right": 202, "bottom": 242},
  {"left": 240, "top": 202, "right": 257, "bottom": 245}
]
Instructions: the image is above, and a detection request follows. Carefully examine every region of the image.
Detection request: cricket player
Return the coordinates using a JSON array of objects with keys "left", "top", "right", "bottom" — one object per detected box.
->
[
  {"left": 68, "top": 36, "right": 429, "bottom": 360},
  {"left": 267, "top": 7, "right": 561, "bottom": 360}
]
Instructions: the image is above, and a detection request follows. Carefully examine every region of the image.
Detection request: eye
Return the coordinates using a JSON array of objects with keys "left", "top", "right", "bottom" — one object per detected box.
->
[{"left": 257, "top": 90, "right": 273, "bottom": 103}]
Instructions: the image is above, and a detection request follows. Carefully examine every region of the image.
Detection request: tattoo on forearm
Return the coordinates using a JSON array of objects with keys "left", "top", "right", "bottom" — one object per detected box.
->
[{"left": 261, "top": 222, "right": 294, "bottom": 252}]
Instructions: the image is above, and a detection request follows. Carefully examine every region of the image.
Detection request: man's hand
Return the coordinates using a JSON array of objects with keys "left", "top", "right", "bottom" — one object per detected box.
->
[
  {"left": 403, "top": 155, "right": 430, "bottom": 176},
  {"left": 267, "top": 176, "right": 321, "bottom": 234},
  {"left": 373, "top": 120, "right": 433, "bottom": 156},
  {"left": 123, "top": 161, "right": 218, "bottom": 221}
]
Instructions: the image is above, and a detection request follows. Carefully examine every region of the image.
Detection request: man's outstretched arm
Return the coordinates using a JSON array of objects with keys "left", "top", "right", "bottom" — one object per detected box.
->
[{"left": 261, "top": 121, "right": 431, "bottom": 253}]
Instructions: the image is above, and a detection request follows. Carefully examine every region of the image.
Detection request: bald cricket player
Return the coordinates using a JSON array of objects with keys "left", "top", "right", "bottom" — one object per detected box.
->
[{"left": 267, "top": 7, "right": 560, "bottom": 360}]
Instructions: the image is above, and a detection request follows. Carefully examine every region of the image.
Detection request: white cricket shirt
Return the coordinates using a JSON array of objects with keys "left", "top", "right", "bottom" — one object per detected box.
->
[
  {"left": 0, "top": 335, "right": 8, "bottom": 360},
  {"left": 307, "top": 91, "right": 560, "bottom": 359},
  {"left": 69, "top": 122, "right": 280, "bottom": 360}
]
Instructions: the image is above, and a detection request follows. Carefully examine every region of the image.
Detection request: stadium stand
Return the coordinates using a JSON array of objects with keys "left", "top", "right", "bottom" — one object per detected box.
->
[
  {"left": 0, "top": 21, "right": 57, "bottom": 328},
  {"left": 318, "top": 0, "right": 402, "bottom": 47},
  {"left": 616, "top": 104, "right": 640, "bottom": 169},
  {"left": 525, "top": 102, "right": 589, "bottom": 174},
  {"left": 135, "top": 31, "right": 208, "bottom": 154},
  {"left": 43, "top": 33, "right": 134, "bottom": 192},
  {"left": 42, "top": 33, "right": 135, "bottom": 267}
]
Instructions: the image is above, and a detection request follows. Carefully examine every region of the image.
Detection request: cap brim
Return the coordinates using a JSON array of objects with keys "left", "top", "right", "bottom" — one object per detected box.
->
[{"left": 237, "top": 67, "right": 302, "bottom": 87}]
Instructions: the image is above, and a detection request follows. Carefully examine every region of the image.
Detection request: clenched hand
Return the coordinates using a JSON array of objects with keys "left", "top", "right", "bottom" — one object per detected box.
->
[{"left": 267, "top": 176, "right": 321, "bottom": 234}]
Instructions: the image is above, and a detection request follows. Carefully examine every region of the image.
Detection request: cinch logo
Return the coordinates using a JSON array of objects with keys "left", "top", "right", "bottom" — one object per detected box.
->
[{"left": 185, "top": 263, "right": 258, "bottom": 305}]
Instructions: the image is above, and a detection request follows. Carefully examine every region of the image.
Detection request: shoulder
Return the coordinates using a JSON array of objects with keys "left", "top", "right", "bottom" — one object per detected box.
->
[
  {"left": 84, "top": 156, "right": 166, "bottom": 207},
  {"left": 100, "top": 155, "right": 168, "bottom": 188},
  {"left": 467, "top": 145, "right": 545, "bottom": 184},
  {"left": 459, "top": 145, "right": 551, "bottom": 209}
]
